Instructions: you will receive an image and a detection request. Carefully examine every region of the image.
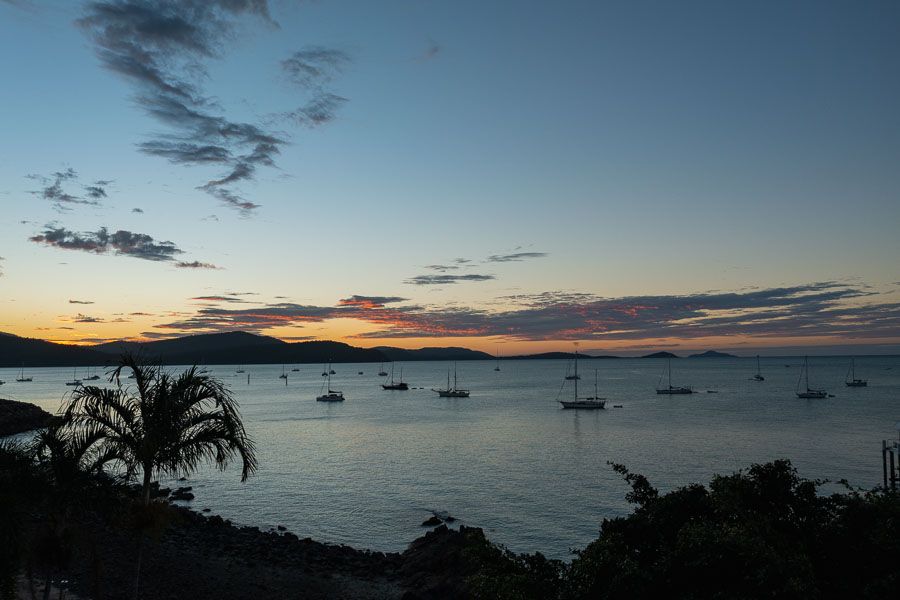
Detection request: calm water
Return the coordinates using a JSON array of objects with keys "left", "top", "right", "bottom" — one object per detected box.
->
[{"left": 3, "top": 356, "right": 899, "bottom": 558}]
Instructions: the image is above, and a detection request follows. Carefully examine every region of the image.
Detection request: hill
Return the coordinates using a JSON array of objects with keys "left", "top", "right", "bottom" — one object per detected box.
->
[
  {"left": 641, "top": 351, "right": 679, "bottom": 359},
  {"left": 0, "top": 332, "right": 111, "bottom": 367},
  {"left": 688, "top": 350, "right": 737, "bottom": 358},
  {"left": 375, "top": 346, "right": 492, "bottom": 361}
]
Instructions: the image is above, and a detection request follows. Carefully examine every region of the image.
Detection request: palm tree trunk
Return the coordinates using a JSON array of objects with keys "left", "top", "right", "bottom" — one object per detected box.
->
[{"left": 134, "top": 466, "right": 152, "bottom": 600}]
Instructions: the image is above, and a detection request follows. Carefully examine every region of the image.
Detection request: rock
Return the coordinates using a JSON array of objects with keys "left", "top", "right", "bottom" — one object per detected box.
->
[
  {"left": 277, "top": 525, "right": 286, "bottom": 532},
  {"left": 444, "top": 515, "right": 456, "bottom": 523},
  {"left": 0, "top": 399, "right": 56, "bottom": 436},
  {"left": 421, "top": 516, "right": 443, "bottom": 527},
  {"left": 202, "top": 508, "right": 211, "bottom": 513}
]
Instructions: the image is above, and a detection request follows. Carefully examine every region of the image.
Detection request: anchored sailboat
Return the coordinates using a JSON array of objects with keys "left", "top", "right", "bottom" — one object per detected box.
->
[
  {"left": 796, "top": 356, "right": 827, "bottom": 398},
  {"left": 494, "top": 347, "right": 501, "bottom": 372},
  {"left": 279, "top": 364, "right": 288, "bottom": 379},
  {"left": 15, "top": 364, "right": 32, "bottom": 383},
  {"left": 65, "top": 368, "right": 82, "bottom": 387},
  {"left": 845, "top": 358, "right": 867, "bottom": 387},
  {"left": 752, "top": 355, "right": 765, "bottom": 381},
  {"left": 433, "top": 363, "right": 470, "bottom": 397},
  {"left": 382, "top": 363, "right": 409, "bottom": 390},
  {"left": 560, "top": 368, "right": 607, "bottom": 409},
  {"left": 656, "top": 358, "right": 693, "bottom": 394},
  {"left": 316, "top": 370, "right": 344, "bottom": 402},
  {"left": 378, "top": 362, "right": 388, "bottom": 377}
]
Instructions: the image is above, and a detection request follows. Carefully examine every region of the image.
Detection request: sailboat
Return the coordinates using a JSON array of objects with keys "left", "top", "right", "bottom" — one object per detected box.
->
[
  {"left": 494, "top": 347, "right": 501, "bottom": 372},
  {"left": 433, "top": 363, "right": 470, "bottom": 397},
  {"left": 65, "top": 368, "right": 82, "bottom": 387},
  {"left": 382, "top": 364, "right": 409, "bottom": 390},
  {"left": 560, "top": 368, "right": 606, "bottom": 409},
  {"left": 378, "top": 362, "right": 388, "bottom": 377},
  {"left": 291, "top": 366, "right": 300, "bottom": 372},
  {"left": 279, "top": 365, "right": 288, "bottom": 379},
  {"left": 796, "top": 356, "right": 827, "bottom": 398},
  {"left": 321, "top": 363, "right": 328, "bottom": 376},
  {"left": 15, "top": 364, "right": 32, "bottom": 383},
  {"left": 656, "top": 358, "right": 693, "bottom": 394},
  {"left": 316, "top": 370, "right": 344, "bottom": 402},
  {"left": 845, "top": 358, "right": 867, "bottom": 387},
  {"left": 752, "top": 355, "right": 765, "bottom": 381},
  {"left": 83, "top": 366, "right": 100, "bottom": 381},
  {"left": 564, "top": 346, "right": 581, "bottom": 380},
  {"left": 236, "top": 365, "right": 245, "bottom": 374}
]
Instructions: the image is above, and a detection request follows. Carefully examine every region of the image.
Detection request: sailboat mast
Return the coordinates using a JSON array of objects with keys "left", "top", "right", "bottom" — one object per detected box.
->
[
  {"left": 668, "top": 358, "right": 672, "bottom": 389},
  {"left": 805, "top": 356, "right": 810, "bottom": 391}
]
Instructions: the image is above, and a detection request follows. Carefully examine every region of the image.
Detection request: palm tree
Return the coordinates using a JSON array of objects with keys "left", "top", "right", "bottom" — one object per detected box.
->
[
  {"left": 60, "top": 353, "right": 258, "bottom": 598},
  {"left": 30, "top": 425, "right": 119, "bottom": 600}
]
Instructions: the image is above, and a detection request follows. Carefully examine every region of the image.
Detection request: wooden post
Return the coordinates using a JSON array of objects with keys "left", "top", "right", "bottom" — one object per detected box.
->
[
  {"left": 890, "top": 448, "right": 897, "bottom": 491},
  {"left": 884, "top": 440, "right": 890, "bottom": 489}
]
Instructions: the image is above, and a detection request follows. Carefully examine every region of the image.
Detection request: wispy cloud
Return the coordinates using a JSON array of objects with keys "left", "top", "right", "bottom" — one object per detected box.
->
[
  {"left": 149, "top": 283, "right": 900, "bottom": 343},
  {"left": 68, "top": 299, "right": 95, "bottom": 305},
  {"left": 405, "top": 274, "right": 496, "bottom": 285},
  {"left": 27, "top": 168, "right": 108, "bottom": 210},
  {"left": 77, "top": 1, "right": 348, "bottom": 214},
  {"left": 176, "top": 260, "right": 219, "bottom": 269},
  {"left": 486, "top": 252, "right": 548, "bottom": 263},
  {"left": 30, "top": 225, "right": 183, "bottom": 262}
]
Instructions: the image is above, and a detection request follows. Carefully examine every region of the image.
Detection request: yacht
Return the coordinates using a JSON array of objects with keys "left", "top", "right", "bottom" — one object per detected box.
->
[
  {"left": 15, "top": 364, "right": 32, "bottom": 383},
  {"left": 433, "top": 364, "right": 470, "bottom": 397},
  {"left": 382, "top": 364, "right": 409, "bottom": 390},
  {"left": 752, "top": 355, "right": 765, "bottom": 381},
  {"left": 656, "top": 358, "right": 693, "bottom": 394},
  {"left": 560, "top": 368, "right": 607, "bottom": 409},
  {"left": 796, "top": 356, "right": 827, "bottom": 398},
  {"left": 316, "top": 371, "right": 344, "bottom": 402},
  {"left": 845, "top": 358, "right": 867, "bottom": 387}
]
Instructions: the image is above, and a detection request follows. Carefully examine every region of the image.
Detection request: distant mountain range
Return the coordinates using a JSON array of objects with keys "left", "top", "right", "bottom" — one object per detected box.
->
[{"left": 0, "top": 331, "right": 619, "bottom": 368}]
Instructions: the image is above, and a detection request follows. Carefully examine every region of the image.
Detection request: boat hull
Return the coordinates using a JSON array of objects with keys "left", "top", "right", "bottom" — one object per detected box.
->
[
  {"left": 845, "top": 380, "right": 867, "bottom": 387},
  {"left": 560, "top": 399, "right": 606, "bottom": 409},
  {"left": 435, "top": 390, "right": 470, "bottom": 397},
  {"left": 796, "top": 391, "right": 828, "bottom": 399},
  {"left": 316, "top": 393, "right": 344, "bottom": 402},
  {"left": 656, "top": 387, "right": 693, "bottom": 394},
  {"left": 382, "top": 383, "right": 409, "bottom": 390}
]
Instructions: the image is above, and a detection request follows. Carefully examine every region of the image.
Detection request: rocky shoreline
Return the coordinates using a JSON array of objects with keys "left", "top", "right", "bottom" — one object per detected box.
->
[
  {"left": 27, "top": 492, "right": 492, "bottom": 600},
  {"left": 0, "top": 398, "right": 56, "bottom": 437}
]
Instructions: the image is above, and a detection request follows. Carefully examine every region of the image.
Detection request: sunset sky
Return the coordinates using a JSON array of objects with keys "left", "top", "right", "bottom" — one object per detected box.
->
[{"left": 1, "top": 0, "right": 898, "bottom": 355}]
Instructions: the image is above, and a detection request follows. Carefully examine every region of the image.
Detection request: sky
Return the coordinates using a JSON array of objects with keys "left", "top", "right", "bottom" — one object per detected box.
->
[{"left": 0, "top": 0, "right": 898, "bottom": 355}]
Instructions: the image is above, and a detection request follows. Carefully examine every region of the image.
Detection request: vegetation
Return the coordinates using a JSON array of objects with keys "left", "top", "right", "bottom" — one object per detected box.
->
[
  {"left": 0, "top": 354, "right": 258, "bottom": 599},
  {"left": 467, "top": 459, "right": 900, "bottom": 599}
]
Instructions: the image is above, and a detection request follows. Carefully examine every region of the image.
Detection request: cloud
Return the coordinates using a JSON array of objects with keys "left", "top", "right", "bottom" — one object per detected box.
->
[
  {"left": 424, "top": 264, "right": 460, "bottom": 272},
  {"left": 73, "top": 314, "right": 104, "bottom": 323},
  {"left": 150, "top": 282, "right": 900, "bottom": 343},
  {"left": 405, "top": 274, "right": 496, "bottom": 285},
  {"left": 191, "top": 295, "right": 248, "bottom": 303},
  {"left": 281, "top": 46, "right": 350, "bottom": 88},
  {"left": 30, "top": 225, "right": 183, "bottom": 261},
  {"left": 176, "top": 260, "right": 219, "bottom": 269},
  {"left": 486, "top": 252, "right": 548, "bottom": 263},
  {"left": 338, "top": 295, "right": 407, "bottom": 308},
  {"left": 78, "top": 1, "right": 347, "bottom": 214},
  {"left": 132, "top": 207, "right": 144, "bottom": 213},
  {"left": 27, "top": 168, "right": 105, "bottom": 210},
  {"left": 419, "top": 41, "right": 441, "bottom": 61},
  {"left": 68, "top": 299, "right": 95, "bottom": 305}
]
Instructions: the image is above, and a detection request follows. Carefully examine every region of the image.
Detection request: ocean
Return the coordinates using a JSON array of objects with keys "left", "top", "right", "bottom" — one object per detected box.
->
[{"left": 4, "top": 355, "right": 899, "bottom": 558}]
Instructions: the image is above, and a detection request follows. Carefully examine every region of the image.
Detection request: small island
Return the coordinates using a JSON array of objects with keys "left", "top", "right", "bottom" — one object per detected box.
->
[
  {"left": 641, "top": 351, "right": 679, "bottom": 359},
  {"left": 688, "top": 350, "right": 738, "bottom": 358}
]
